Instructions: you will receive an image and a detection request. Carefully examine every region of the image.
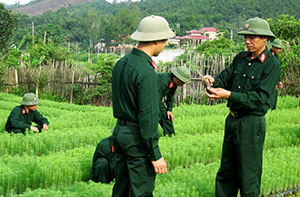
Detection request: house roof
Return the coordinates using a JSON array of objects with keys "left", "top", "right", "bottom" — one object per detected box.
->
[
  {"left": 199, "top": 27, "right": 217, "bottom": 32},
  {"left": 177, "top": 35, "right": 210, "bottom": 40},
  {"left": 186, "top": 29, "right": 202, "bottom": 34}
]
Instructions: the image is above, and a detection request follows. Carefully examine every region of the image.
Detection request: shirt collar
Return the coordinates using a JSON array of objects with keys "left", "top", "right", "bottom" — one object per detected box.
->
[
  {"left": 132, "top": 48, "right": 153, "bottom": 65},
  {"left": 242, "top": 47, "right": 269, "bottom": 63}
]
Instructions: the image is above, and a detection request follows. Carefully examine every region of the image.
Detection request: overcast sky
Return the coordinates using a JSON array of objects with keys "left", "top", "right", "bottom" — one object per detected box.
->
[
  {"left": 0, "top": 0, "right": 139, "bottom": 5},
  {"left": 0, "top": 0, "right": 32, "bottom": 5}
]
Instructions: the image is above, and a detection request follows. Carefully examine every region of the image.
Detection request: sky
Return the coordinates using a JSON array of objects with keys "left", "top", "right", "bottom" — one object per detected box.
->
[
  {"left": 0, "top": 0, "right": 32, "bottom": 5},
  {"left": 0, "top": 0, "right": 139, "bottom": 5}
]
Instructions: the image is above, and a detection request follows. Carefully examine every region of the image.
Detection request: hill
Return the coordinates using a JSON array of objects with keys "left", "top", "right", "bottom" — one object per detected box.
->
[
  {"left": 10, "top": 0, "right": 300, "bottom": 51},
  {"left": 14, "top": 0, "right": 95, "bottom": 16}
]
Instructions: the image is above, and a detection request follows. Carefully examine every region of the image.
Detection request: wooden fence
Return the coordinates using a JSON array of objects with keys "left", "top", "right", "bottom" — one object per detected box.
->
[
  {"left": 158, "top": 52, "right": 235, "bottom": 104},
  {"left": 3, "top": 52, "right": 235, "bottom": 105}
]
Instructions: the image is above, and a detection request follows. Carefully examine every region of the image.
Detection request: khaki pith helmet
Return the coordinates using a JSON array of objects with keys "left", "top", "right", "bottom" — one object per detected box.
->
[
  {"left": 272, "top": 38, "right": 284, "bottom": 49},
  {"left": 238, "top": 17, "right": 275, "bottom": 38},
  {"left": 20, "top": 93, "right": 40, "bottom": 106},
  {"left": 131, "top": 15, "right": 175, "bottom": 42},
  {"left": 171, "top": 66, "right": 191, "bottom": 83}
]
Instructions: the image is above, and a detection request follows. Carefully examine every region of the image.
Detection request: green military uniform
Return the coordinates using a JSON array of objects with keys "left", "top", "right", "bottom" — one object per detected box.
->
[
  {"left": 270, "top": 48, "right": 279, "bottom": 60},
  {"left": 92, "top": 136, "right": 115, "bottom": 184},
  {"left": 112, "top": 48, "right": 161, "bottom": 196},
  {"left": 158, "top": 72, "right": 177, "bottom": 136},
  {"left": 269, "top": 38, "right": 284, "bottom": 110},
  {"left": 5, "top": 105, "right": 49, "bottom": 134},
  {"left": 269, "top": 48, "right": 280, "bottom": 110},
  {"left": 214, "top": 47, "right": 280, "bottom": 196}
]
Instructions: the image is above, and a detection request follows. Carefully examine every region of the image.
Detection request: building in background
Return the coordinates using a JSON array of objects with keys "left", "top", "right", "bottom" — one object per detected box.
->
[{"left": 177, "top": 27, "right": 224, "bottom": 48}]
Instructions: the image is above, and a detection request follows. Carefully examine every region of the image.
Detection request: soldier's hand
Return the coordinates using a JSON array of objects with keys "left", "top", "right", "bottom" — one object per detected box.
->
[
  {"left": 30, "top": 126, "right": 39, "bottom": 132},
  {"left": 151, "top": 157, "right": 167, "bottom": 175},
  {"left": 43, "top": 124, "right": 48, "bottom": 131},
  {"left": 205, "top": 87, "right": 231, "bottom": 100},
  {"left": 166, "top": 111, "right": 174, "bottom": 121},
  {"left": 202, "top": 75, "right": 214, "bottom": 86},
  {"left": 279, "top": 81, "right": 283, "bottom": 89}
]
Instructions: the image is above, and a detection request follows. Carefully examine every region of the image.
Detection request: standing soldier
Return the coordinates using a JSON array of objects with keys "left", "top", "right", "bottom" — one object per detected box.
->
[
  {"left": 111, "top": 15, "right": 175, "bottom": 196},
  {"left": 158, "top": 66, "right": 191, "bottom": 137},
  {"left": 270, "top": 38, "right": 284, "bottom": 110},
  {"left": 270, "top": 38, "right": 284, "bottom": 60},
  {"left": 202, "top": 17, "right": 280, "bottom": 196},
  {"left": 5, "top": 93, "right": 49, "bottom": 134}
]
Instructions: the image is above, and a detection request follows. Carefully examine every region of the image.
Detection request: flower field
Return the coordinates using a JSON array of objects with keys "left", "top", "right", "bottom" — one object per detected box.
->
[{"left": 0, "top": 93, "right": 300, "bottom": 196}]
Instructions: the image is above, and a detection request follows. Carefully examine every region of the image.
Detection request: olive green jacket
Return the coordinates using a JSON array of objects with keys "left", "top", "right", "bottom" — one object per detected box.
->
[
  {"left": 213, "top": 48, "right": 281, "bottom": 116},
  {"left": 158, "top": 72, "right": 177, "bottom": 111},
  {"left": 112, "top": 48, "right": 161, "bottom": 161},
  {"left": 5, "top": 105, "right": 49, "bottom": 133}
]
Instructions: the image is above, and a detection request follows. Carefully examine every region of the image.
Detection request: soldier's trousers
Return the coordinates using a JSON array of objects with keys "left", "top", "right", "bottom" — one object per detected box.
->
[
  {"left": 159, "top": 107, "right": 175, "bottom": 136},
  {"left": 112, "top": 124, "right": 156, "bottom": 197},
  {"left": 215, "top": 114, "right": 266, "bottom": 197}
]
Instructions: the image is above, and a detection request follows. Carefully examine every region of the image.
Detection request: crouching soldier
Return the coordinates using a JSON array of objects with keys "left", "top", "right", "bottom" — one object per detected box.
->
[
  {"left": 5, "top": 93, "right": 49, "bottom": 134},
  {"left": 92, "top": 136, "right": 115, "bottom": 183},
  {"left": 158, "top": 66, "right": 191, "bottom": 136}
]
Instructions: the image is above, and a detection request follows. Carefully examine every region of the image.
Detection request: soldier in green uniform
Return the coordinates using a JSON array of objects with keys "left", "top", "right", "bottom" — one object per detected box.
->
[
  {"left": 5, "top": 93, "right": 49, "bottom": 134},
  {"left": 202, "top": 17, "right": 280, "bottom": 196},
  {"left": 158, "top": 66, "right": 191, "bottom": 137},
  {"left": 270, "top": 38, "right": 284, "bottom": 60},
  {"left": 111, "top": 15, "right": 175, "bottom": 196},
  {"left": 270, "top": 38, "right": 284, "bottom": 110},
  {"left": 92, "top": 136, "right": 115, "bottom": 184}
]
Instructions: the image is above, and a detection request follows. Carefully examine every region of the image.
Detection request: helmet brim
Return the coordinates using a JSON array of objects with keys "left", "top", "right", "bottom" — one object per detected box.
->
[
  {"left": 237, "top": 28, "right": 275, "bottom": 38},
  {"left": 171, "top": 67, "right": 189, "bottom": 83},
  {"left": 131, "top": 30, "right": 175, "bottom": 42},
  {"left": 272, "top": 44, "right": 284, "bottom": 49},
  {"left": 20, "top": 99, "right": 40, "bottom": 106}
]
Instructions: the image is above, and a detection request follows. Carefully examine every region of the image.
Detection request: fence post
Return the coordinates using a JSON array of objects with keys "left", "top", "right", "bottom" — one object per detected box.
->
[
  {"left": 14, "top": 69, "right": 18, "bottom": 88},
  {"left": 70, "top": 63, "right": 75, "bottom": 104}
]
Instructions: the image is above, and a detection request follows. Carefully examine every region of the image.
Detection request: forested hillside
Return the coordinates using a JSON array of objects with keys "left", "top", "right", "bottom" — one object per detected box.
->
[
  {"left": 10, "top": 0, "right": 300, "bottom": 50},
  {"left": 14, "top": 0, "right": 95, "bottom": 16}
]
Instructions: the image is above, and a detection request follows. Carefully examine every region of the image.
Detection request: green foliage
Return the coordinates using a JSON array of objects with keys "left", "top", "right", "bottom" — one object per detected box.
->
[
  {"left": 278, "top": 43, "right": 300, "bottom": 97},
  {"left": 13, "top": 0, "right": 300, "bottom": 53},
  {"left": 268, "top": 15, "right": 300, "bottom": 42},
  {"left": 4, "top": 36, "right": 26, "bottom": 68},
  {"left": 0, "top": 3, "right": 18, "bottom": 56},
  {"left": 25, "top": 40, "right": 69, "bottom": 67},
  {"left": 82, "top": 54, "right": 119, "bottom": 105},
  {"left": 37, "top": 24, "right": 67, "bottom": 44},
  {"left": 195, "top": 37, "right": 244, "bottom": 56}
]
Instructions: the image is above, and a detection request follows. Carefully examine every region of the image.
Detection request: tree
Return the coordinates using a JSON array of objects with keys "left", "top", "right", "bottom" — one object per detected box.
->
[
  {"left": 267, "top": 15, "right": 300, "bottom": 42},
  {"left": 0, "top": 3, "right": 18, "bottom": 56},
  {"left": 108, "top": 7, "right": 141, "bottom": 43},
  {"left": 194, "top": 37, "right": 244, "bottom": 56}
]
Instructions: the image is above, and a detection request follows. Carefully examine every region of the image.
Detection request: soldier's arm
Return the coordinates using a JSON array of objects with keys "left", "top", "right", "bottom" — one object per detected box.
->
[
  {"left": 138, "top": 70, "right": 161, "bottom": 161},
  {"left": 165, "top": 88, "right": 176, "bottom": 111},
  {"left": 33, "top": 110, "right": 49, "bottom": 126}
]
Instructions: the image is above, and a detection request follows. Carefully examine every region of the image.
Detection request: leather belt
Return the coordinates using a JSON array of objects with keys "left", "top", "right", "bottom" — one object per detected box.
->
[
  {"left": 230, "top": 111, "right": 248, "bottom": 118},
  {"left": 117, "top": 119, "right": 139, "bottom": 126}
]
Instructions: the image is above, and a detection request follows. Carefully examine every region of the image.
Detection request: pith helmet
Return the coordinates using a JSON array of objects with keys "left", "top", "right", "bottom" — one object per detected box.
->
[
  {"left": 238, "top": 17, "right": 275, "bottom": 38},
  {"left": 20, "top": 93, "right": 40, "bottom": 105},
  {"left": 131, "top": 15, "right": 175, "bottom": 42},
  {"left": 171, "top": 66, "right": 191, "bottom": 83},
  {"left": 272, "top": 38, "right": 284, "bottom": 49}
]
